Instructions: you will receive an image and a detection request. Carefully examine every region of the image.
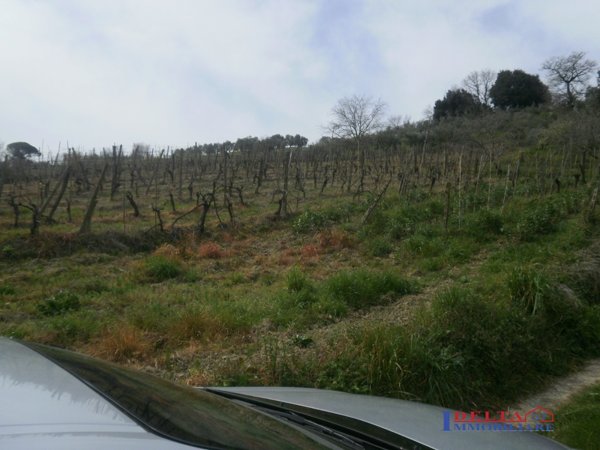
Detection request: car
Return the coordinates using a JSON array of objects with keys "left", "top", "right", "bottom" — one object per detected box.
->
[{"left": 0, "top": 337, "right": 569, "bottom": 449}]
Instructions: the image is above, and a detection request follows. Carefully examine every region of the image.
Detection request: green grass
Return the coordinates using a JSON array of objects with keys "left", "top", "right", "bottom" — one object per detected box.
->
[
  {"left": 553, "top": 382, "right": 600, "bottom": 450},
  {"left": 140, "top": 255, "right": 184, "bottom": 282},
  {"left": 324, "top": 269, "right": 415, "bottom": 309},
  {"left": 1, "top": 150, "right": 599, "bottom": 420}
]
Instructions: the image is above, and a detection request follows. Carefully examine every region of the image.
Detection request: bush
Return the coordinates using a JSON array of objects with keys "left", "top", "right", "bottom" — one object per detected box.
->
[
  {"left": 325, "top": 270, "right": 414, "bottom": 309},
  {"left": 292, "top": 211, "right": 327, "bottom": 234},
  {"left": 386, "top": 215, "right": 415, "bottom": 240},
  {"left": 142, "top": 255, "right": 183, "bottom": 282},
  {"left": 517, "top": 201, "right": 561, "bottom": 240},
  {"left": 38, "top": 291, "right": 81, "bottom": 316}
]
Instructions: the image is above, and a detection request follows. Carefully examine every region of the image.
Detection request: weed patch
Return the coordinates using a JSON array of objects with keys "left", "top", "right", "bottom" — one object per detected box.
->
[
  {"left": 38, "top": 291, "right": 81, "bottom": 316},
  {"left": 140, "top": 255, "right": 184, "bottom": 282},
  {"left": 325, "top": 270, "right": 415, "bottom": 309}
]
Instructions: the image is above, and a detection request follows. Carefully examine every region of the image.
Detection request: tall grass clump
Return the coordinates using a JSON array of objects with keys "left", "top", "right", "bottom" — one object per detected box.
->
[
  {"left": 466, "top": 209, "right": 503, "bottom": 241},
  {"left": 325, "top": 270, "right": 415, "bottom": 309},
  {"left": 365, "top": 237, "right": 393, "bottom": 257},
  {"left": 286, "top": 266, "right": 311, "bottom": 293},
  {"left": 274, "top": 268, "right": 322, "bottom": 328},
  {"left": 509, "top": 266, "right": 600, "bottom": 359},
  {"left": 141, "top": 255, "right": 184, "bottom": 282}
]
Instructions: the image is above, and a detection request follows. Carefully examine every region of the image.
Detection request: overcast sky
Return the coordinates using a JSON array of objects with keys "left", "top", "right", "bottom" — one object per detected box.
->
[{"left": 1, "top": 0, "right": 598, "bottom": 152}]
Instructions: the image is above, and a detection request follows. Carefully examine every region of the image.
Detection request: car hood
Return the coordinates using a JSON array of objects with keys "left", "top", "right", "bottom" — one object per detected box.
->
[
  {"left": 0, "top": 338, "right": 196, "bottom": 450},
  {"left": 209, "top": 386, "right": 570, "bottom": 450}
]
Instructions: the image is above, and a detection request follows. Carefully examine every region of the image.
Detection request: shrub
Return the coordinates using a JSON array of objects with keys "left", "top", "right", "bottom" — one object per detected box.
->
[
  {"left": 517, "top": 201, "right": 561, "bottom": 240},
  {"left": 293, "top": 211, "right": 326, "bottom": 234},
  {"left": 142, "top": 255, "right": 183, "bottom": 282},
  {"left": 38, "top": 291, "right": 81, "bottom": 316},
  {"left": 386, "top": 215, "right": 415, "bottom": 240}
]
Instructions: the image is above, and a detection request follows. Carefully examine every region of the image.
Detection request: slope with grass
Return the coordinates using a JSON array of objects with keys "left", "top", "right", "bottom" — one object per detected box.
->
[{"left": 1, "top": 109, "right": 600, "bottom": 429}]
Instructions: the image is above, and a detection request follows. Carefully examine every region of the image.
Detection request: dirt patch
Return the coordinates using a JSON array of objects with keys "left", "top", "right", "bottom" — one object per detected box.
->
[{"left": 512, "top": 358, "right": 600, "bottom": 420}]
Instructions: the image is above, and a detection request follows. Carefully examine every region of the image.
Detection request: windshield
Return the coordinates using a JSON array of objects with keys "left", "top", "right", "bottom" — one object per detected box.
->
[{"left": 25, "top": 342, "right": 334, "bottom": 450}]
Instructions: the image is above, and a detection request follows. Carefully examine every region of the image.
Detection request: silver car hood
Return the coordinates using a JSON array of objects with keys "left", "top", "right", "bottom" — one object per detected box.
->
[
  {"left": 0, "top": 338, "right": 195, "bottom": 450},
  {"left": 210, "top": 386, "right": 570, "bottom": 450}
]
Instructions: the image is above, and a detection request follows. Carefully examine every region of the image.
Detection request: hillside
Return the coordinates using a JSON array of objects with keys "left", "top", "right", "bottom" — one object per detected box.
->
[{"left": 1, "top": 106, "right": 599, "bottom": 421}]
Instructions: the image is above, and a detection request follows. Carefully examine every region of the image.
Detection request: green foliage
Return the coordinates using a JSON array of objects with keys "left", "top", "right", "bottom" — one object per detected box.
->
[
  {"left": 292, "top": 211, "right": 326, "bottom": 233},
  {"left": 142, "top": 256, "right": 183, "bottom": 282},
  {"left": 6, "top": 141, "right": 41, "bottom": 160},
  {"left": 277, "top": 288, "right": 319, "bottom": 312},
  {"left": 0, "top": 284, "right": 16, "bottom": 296},
  {"left": 301, "top": 281, "right": 600, "bottom": 409},
  {"left": 1, "top": 245, "right": 15, "bottom": 258},
  {"left": 403, "top": 234, "right": 445, "bottom": 257},
  {"left": 490, "top": 69, "right": 550, "bottom": 109},
  {"left": 466, "top": 209, "right": 503, "bottom": 241},
  {"left": 45, "top": 312, "right": 101, "bottom": 345},
  {"left": 554, "top": 381, "right": 600, "bottom": 450},
  {"left": 325, "top": 270, "right": 414, "bottom": 309},
  {"left": 366, "top": 237, "right": 393, "bottom": 257},
  {"left": 508, "top": 266, "right": 550, "bottom": 315},
  {"left": 433, "top": 89, "right": 482, "bottom": 120},
  {"left": 128, "top": 301, "right": 175, "bottom": 333},
  {"left": 516, "top": 200, "right": 562, "bottom": 240},
  {"left": 286, "top": 266, "right": 311, "bottom": 293},
  {"left": 38, "top": 291, "right": 81, "bottom": 316}
]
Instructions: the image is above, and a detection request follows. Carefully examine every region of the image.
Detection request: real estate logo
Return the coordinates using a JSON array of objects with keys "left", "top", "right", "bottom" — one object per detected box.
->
[{"left": 443, "top": 406, "right": 555, "bottom": 432}]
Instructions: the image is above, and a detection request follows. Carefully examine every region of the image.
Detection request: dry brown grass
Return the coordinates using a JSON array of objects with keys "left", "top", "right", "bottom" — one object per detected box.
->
[
  {"left": 300, "top": 244, "right": 320, "bottom": 259},
  {"left": 198, "top": 242, "right": 224, "bottom": 259},
  {"left": 167, "top": 309, "right": 238, "bottom": 343},
  {"left": 316, "top": 229, "right": 354, "bottom": 252},
  {"left": 153, "top": 243, "right": 181, "bottom": 259},
  {"left": 92, "top": 325, "right": 152, "bottom": 362}
]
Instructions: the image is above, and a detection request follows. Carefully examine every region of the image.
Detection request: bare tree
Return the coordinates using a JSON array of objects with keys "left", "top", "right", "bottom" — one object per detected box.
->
[
  {"left": 387, "top": 115, "right": 411, "bottom": 128},
  {"left": 542, "top": 51, "right": 598, "bottom": 106},
  {"left": 462, "top": 70, "right": 496, "bottom": 106},
  {"left": 327, "top": 95, "right": 386, "bottom": 192},
  {"left": 79, "top": 164, "right": 108, "bottom": 234}
]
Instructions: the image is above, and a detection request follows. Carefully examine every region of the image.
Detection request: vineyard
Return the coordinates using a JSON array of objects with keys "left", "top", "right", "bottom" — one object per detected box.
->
[{"left": 1, "top": 106, "right": 600, "bottom": 413}]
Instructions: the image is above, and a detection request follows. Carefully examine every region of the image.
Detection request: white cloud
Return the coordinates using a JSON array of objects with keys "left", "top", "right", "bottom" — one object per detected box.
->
[{"left": 0, "top": 0, "right": 598, "bottom": 151}]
